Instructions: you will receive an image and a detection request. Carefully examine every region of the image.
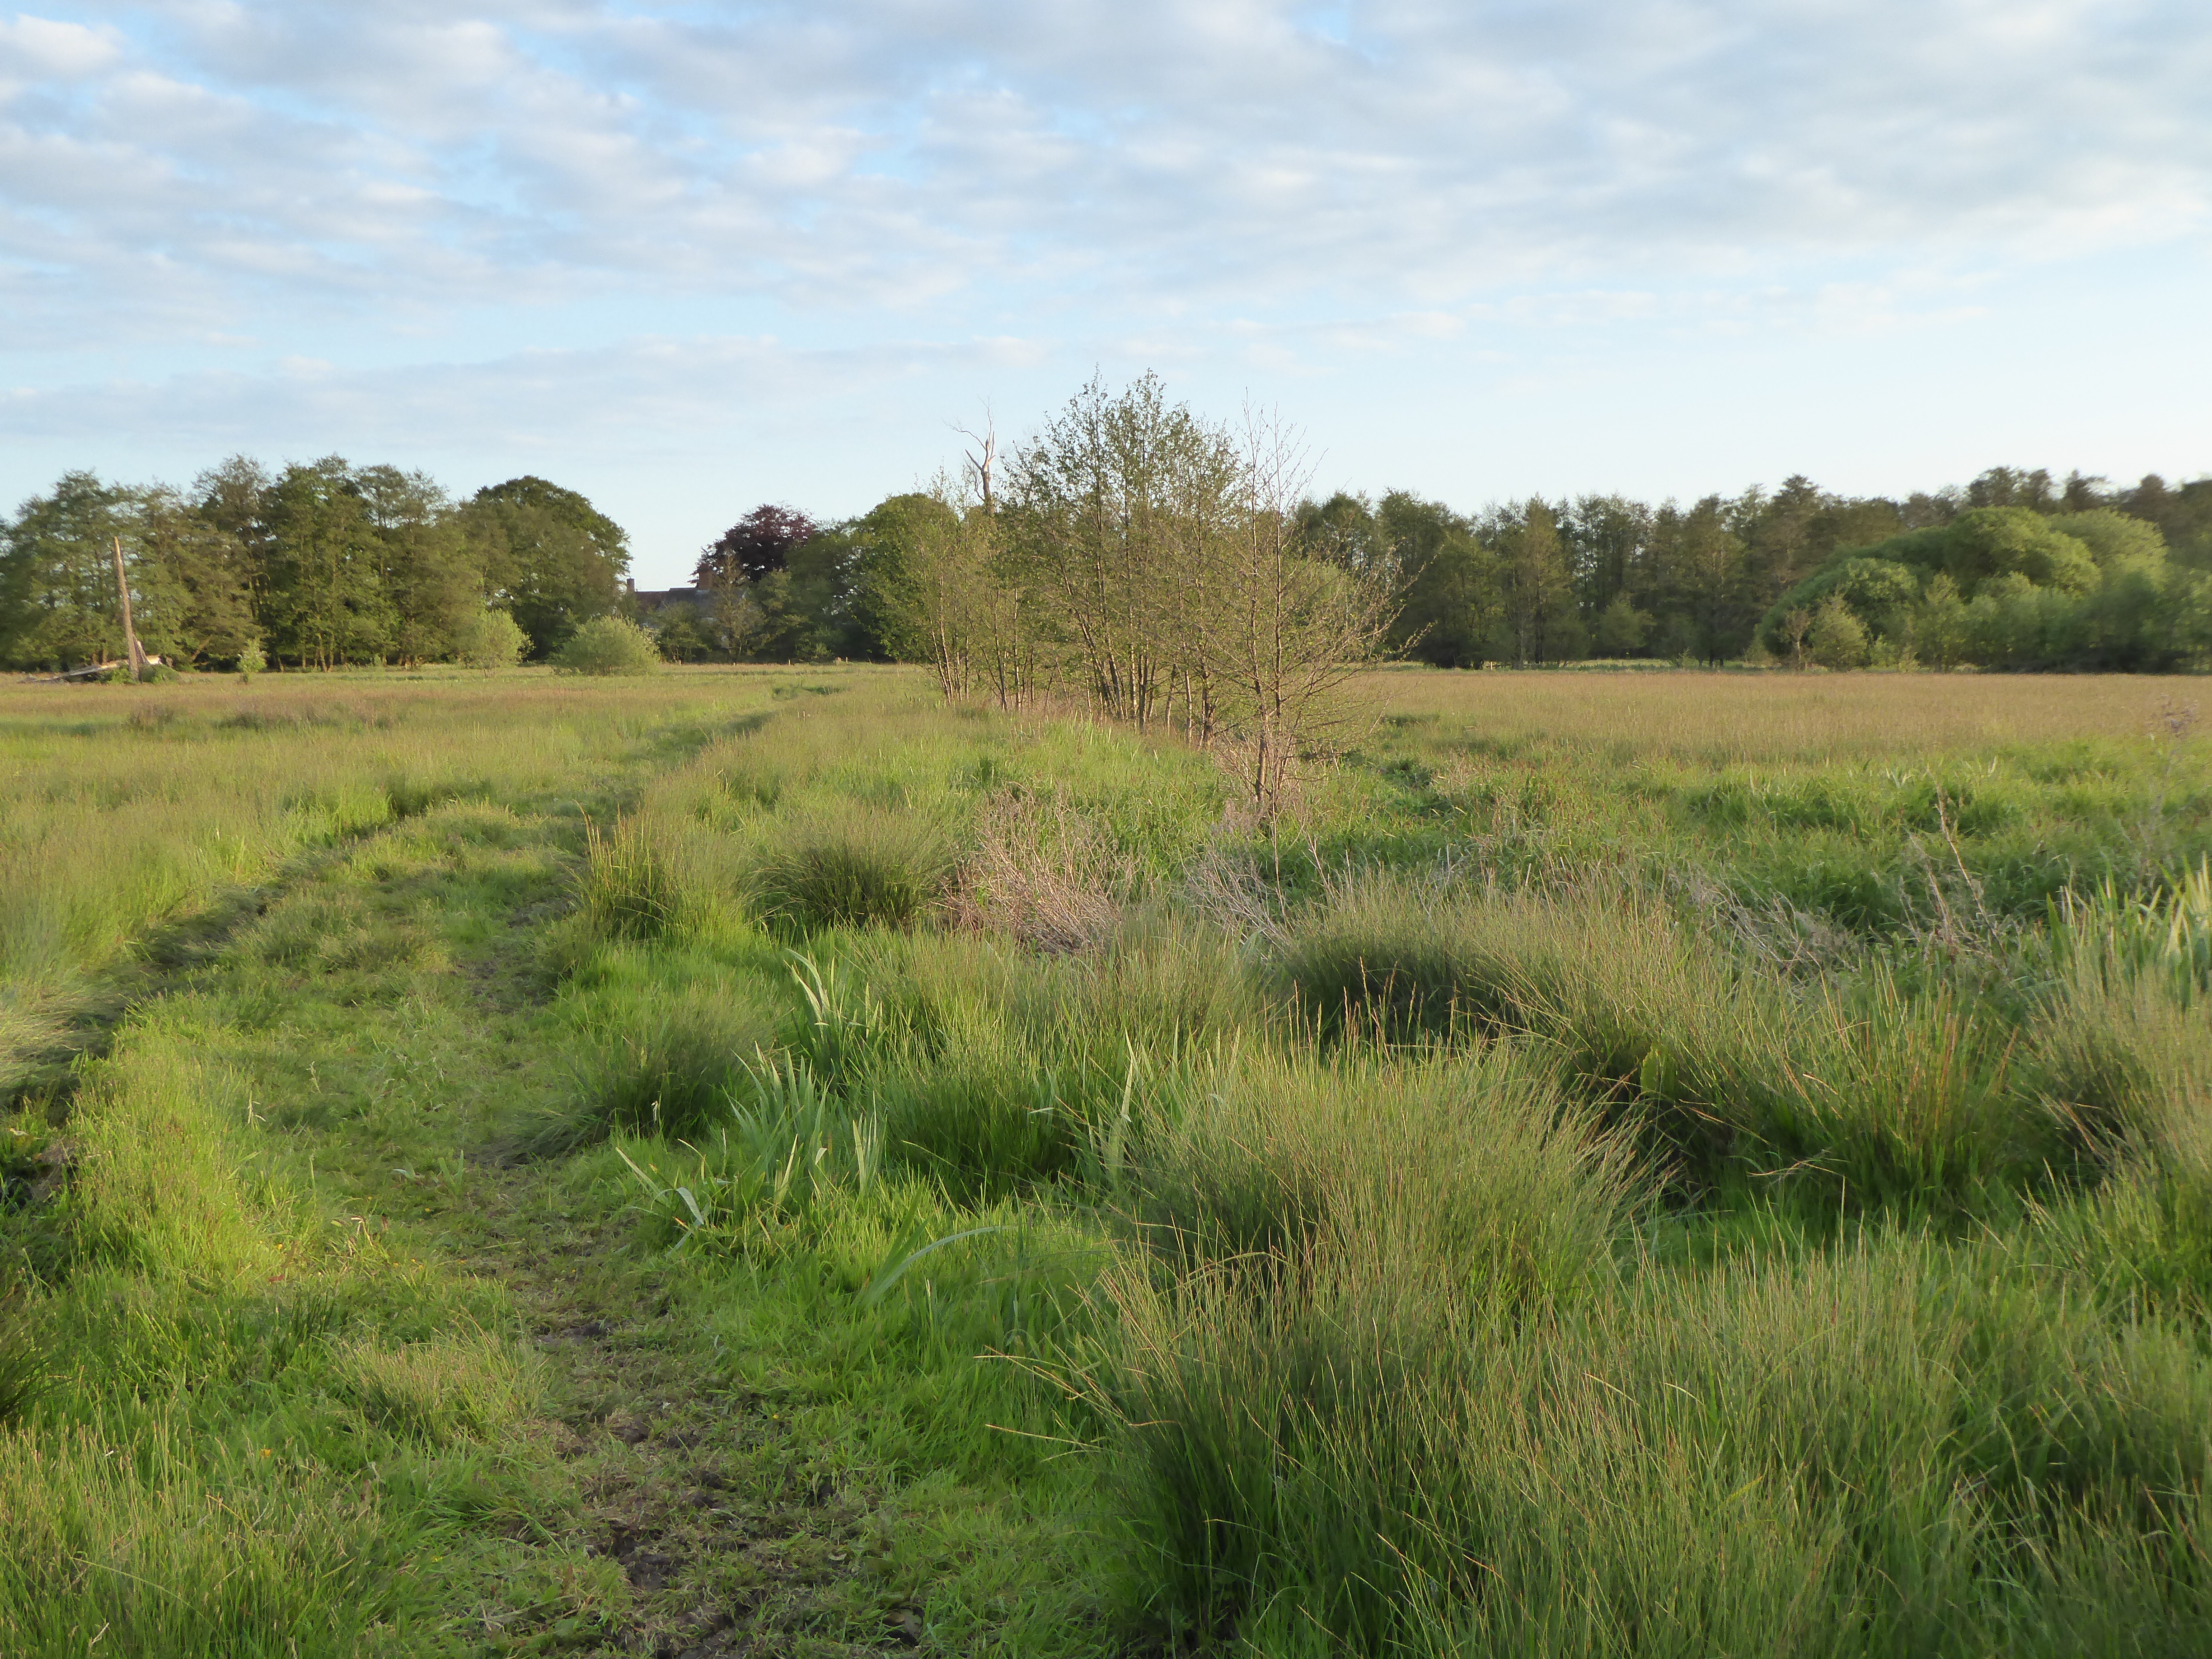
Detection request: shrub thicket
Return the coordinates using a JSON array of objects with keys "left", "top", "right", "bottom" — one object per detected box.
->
[{"left": 551, "top": 615, "right": 662, "bottom": 675}]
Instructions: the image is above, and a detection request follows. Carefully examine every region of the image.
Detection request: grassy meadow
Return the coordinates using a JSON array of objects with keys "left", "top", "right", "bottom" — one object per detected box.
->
[{"left": 5, "top": 662, "right": 2212, "bottom": 1656}]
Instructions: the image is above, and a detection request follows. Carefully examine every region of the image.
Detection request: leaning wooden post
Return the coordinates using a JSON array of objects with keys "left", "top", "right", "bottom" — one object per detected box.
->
[{"left": 111, "top": 535, "right": 147, "bottom": 681}]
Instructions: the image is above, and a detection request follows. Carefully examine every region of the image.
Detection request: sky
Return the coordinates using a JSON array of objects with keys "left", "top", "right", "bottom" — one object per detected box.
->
[{"left": 3, "top": 2, "right": 2209, "bottom": 586}]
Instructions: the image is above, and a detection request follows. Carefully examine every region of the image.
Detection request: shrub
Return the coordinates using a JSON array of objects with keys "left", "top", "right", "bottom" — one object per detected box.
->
[
  {"left": 551, "top": 615, "right": 662, "bottom": 675},
  {"left": 1807, "top": 593, "right": 1870, "bottom": 669},
  {"left": 450, "top": 608, "right": 528, "bottom": 670},
  {"left": 235, "top": 637, "right": 265, "bottom": 682}
]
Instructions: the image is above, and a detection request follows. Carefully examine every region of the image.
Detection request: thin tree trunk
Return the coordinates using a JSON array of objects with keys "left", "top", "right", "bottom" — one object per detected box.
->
[{"left": 111, "top": 537, "right": 147, "bottom": 681}]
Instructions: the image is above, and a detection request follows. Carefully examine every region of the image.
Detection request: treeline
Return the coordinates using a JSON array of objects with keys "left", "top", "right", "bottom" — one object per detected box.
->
[
  {"left": 665, "top": 450, "right": 2212, "bottom": 679},
  {"left": 14, "top": 412, "right": 2211, "bottom": 681},
  {"left": 1307, "top": 467, "right": 2212, "bottom": 670},
  {"left": 0, "top": 459, "right": 629, "bottom": 671}
]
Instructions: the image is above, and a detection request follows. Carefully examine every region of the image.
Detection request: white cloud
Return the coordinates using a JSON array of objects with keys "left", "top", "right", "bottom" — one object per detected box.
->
[
  {"left": 5, "top": 0, "right": 2205, "bottom": 338},
  {"left": 1, "top": 0, "right": 2208, "bottom": 558},
  {"left": 0, "top": 13, "right": 122, "bottom": 80}
]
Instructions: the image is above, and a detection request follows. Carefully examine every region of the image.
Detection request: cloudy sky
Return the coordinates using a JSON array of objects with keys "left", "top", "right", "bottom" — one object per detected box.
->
[{"left": 4, "top": 1, "right": 2208, "bottom": 583}]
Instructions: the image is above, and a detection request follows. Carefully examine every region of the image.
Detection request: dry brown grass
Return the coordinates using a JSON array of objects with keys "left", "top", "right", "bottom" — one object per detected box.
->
[
  {"left": 950, "top": 790, "right": 1140, "bottom": 953},
  {"left": 1359, "top": 667, "right": 2202, "bottom": 764}
]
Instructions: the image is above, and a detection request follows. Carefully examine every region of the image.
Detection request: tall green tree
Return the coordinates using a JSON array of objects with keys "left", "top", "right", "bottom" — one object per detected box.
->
[
  {"left": 1564, "top": 493, "right": 1650, "bottom": 620},
  {"left": 1379, "top": 492, "right": 1495, "bottom": 667},
  {"left": 134, "top": 487, "right": 256, "bottom": 666},
  {"left": 0, "top": 471, "right": 138, "bottom": 669},
  {"left": 1656, "top": 496, "right": 1749, "bottom": 662},
  {"left": 1490, "top": 499, "right": 1581, "bottom": 663},
  {"left": 463, "top": 478, "right": 628, "bottom": 656},
  {"left": 356, "top": 465, "right": 480, "bottom": 664},
  {"left": 1005, "top": 373, "right": 1241, "bottom": 730},
  {"left": 261, "top": 459, "right": 391, "bottom": 669}
]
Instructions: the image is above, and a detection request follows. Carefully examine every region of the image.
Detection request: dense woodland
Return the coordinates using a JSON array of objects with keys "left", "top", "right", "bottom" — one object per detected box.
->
[
  {"left": 7, "top": 387, "right": 2211, "bottom": 677},
  {"left": 0, "top": 459, "right": 630, "bottom": 672}
]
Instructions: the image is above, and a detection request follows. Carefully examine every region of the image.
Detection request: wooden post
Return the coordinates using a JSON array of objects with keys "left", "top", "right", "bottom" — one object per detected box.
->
[{"left": 111, "top": 536, "right": 147, "bottom": 682}]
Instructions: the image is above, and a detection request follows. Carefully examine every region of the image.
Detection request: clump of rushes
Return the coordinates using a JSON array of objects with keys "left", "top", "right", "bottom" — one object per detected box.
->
[
  {"left": 578, "top": 815, "right": 693, "bottom": 942},
  {"left": 746, "top": 804, "right": 956, "bottom": 936}
]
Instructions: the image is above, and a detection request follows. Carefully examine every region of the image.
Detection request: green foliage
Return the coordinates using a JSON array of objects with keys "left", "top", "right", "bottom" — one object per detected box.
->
[
  {"left": 551, "top": 614, "right": 663, "bottom": 675},
  {"left": 1592, "top": 592, "right": 1651, "bottom": 655},
  {"left": 1807, "top": 591, "right": 1870, "bottom": 668},
  {"left": 464, "top": 477, "right": 628, "bottom": 656},
  {"left": 449, "top": 606, "right": 528, "bottom": 669},
  {"left": 0, "top": 471, "right": 136, "bottom": 670}
]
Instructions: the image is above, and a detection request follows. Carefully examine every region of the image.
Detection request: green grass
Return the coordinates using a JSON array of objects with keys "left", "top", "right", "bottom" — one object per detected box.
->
[{"left": 9, "top": 665, "right": 2212, "bottom": 1655}]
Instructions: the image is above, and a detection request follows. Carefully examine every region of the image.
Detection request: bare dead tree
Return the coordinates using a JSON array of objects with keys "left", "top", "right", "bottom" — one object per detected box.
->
[
  {"left": 951, "top": 403, "right": 998, "bottom": 516},
  {"left": 111, "top": 536, "right": 148, "bottom": 681}
]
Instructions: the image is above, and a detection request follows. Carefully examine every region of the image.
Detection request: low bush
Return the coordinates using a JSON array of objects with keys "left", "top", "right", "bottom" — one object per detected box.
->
[
  {"left": 550, "top": 615, "right": 662, "bottom": 675},
  {"left": 450, "top": 608, "right": 529, "bottom": 670}
]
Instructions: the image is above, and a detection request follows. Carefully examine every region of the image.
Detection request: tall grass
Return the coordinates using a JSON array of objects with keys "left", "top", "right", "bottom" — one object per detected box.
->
[
  {"left": 1102, "top": 1230, "right": 2212, "bottom": 1654},
  {"left": 1271, "top": 877, "right": 2058, "bottom": 1207},
  {"left": 19, "top": 663, "right": 2212, "bottom": 1653},
  {"left": 746, "top": 803, "right": 958, "bottom": 935}
]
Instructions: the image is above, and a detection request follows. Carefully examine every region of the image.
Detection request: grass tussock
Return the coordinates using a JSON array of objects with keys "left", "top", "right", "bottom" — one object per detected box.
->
[
  {"left": 532, "top": 956, "right": 784, "bottom": 1153},
  {"left": 1136, "top": 1046, "right": 1642, "bottom": 1308},
  {"left": 578, "top": 814, "right": 699, "bottom": 943},
  {"left": 745, "top": 803, "right": 958, "bottom": 936}
]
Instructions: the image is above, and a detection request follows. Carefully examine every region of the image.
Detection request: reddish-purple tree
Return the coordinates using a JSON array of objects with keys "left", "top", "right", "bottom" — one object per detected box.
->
[{"left": 696, "top": 504, "right": 817, "bottom": 587}]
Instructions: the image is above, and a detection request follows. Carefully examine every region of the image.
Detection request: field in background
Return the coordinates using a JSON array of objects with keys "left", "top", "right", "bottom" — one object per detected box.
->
[
  {"left": 5, "top": 664, "right": 2212, "bottom": 1656},
  {"left": 1355, "top": 664, "right": 2197, "bottom": 759}
]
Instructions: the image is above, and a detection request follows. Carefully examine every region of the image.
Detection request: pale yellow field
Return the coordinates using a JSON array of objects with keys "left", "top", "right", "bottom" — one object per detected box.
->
[{"left": 1357, "top": 666, "right": 2199, "bottom": 764}]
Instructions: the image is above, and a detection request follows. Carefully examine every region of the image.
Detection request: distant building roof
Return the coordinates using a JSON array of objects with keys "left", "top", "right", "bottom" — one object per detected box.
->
[{"left": 628, "top": 581, "right": 705, "bottom": 613}]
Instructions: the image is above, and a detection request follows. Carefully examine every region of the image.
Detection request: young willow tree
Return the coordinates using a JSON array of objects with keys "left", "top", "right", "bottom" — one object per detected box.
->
[
  {"left": 863, "top": 484, "right": 1034, "bottom": 705},
  {"left": 1004, "top": 373, "right": 1242, "bottom": 732},
  {"left": 943, "top": 376, "right": 1402, "bottom": 810},
  {"left": 1200, "top": 409, "right": 1400, "bottom": 809}
]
